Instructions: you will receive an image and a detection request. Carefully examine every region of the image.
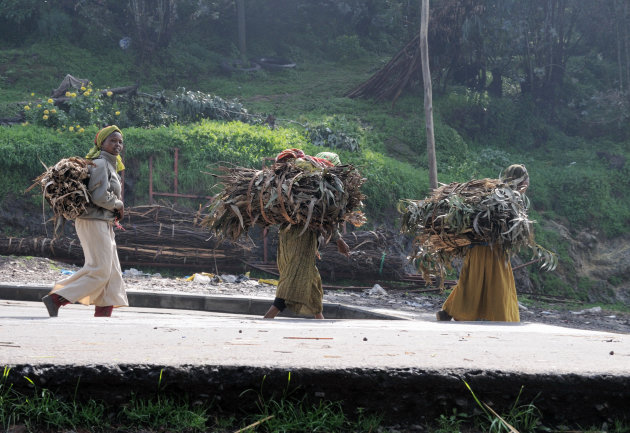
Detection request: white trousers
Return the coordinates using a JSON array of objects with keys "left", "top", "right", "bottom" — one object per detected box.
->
[{"left": 51, "top": 218, "right": 128, "bottom": 307}]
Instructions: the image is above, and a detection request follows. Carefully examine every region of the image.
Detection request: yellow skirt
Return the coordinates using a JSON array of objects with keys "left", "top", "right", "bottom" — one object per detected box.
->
[
  {"left": 442, "top": 245, "right": 520, "bottom": 322},
  {"left": 276, "top": 225, "right": 323, "bottom": 316}
]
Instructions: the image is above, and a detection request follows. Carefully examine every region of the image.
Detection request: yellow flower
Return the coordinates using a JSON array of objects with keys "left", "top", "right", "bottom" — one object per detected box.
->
[
  {"left": 84, "top": 91, "right": 89, "bottom": 96},
  {"left": 81, "top": 86, "right": 86, "bottom": 91},
  {"left": 71, "top": 93, "right": 77, "bottom": 98},
  {"left": 24, "top": 105, "right": 30, "bottom": 110},
  {"left": 69, "top": 126, "right": 74, "bottom": 131},
  {"left": 44, "top": 109, "right": 49, "bottom": 115},
  {"left": 42, "top": 115, "right": 49, "bottom": 120},
  {"left": 107, "top": 91, "right": 113, "bottom": 97},
  {"left": 47, "top": 98, "right": 53, "bottom": 104},
  {"left": 51, "top": 109, "right": 56, "bottom": 114},
  {"left": 65, "top": 91, "right": 71, "bottom": 97},
  {"left": 62, "top": 125, "right": 66, "bottom": 129},
  {"left": 30, "top": 92, "right": 35, "bottom": 96},
  {"left": 37, "top": 104, "right": 41, "bottom": 108},
  {"left": 115, "top": 111, "right": 121, "bottom": 116},
  {"left": 22, "top": 121, "right": 29, "bottom": 126},
  {"left": 79, "top": 128, "right": 85, "bottom": 133}
]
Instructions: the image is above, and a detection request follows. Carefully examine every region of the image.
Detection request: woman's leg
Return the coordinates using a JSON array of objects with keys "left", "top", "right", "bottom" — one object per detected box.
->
[{"left": 263, "top": 297, "right": 286, "bottom": 319}]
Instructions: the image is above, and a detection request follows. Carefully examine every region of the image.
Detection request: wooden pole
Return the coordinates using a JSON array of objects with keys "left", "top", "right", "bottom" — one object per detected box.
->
[
  {"left": 236, "top": 0, "right": 247, "bottom": 59},
  {"left": 420, "top": 0, "right": 438, "bottom": 190}
]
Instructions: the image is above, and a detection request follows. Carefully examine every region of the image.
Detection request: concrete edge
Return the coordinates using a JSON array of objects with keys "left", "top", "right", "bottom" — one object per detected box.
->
[
  {"left": 0, "top": 283, "right": 406, "bottom": 320},
  {"left": 5, "top": 364, "right": 629, "bottom": 427}
]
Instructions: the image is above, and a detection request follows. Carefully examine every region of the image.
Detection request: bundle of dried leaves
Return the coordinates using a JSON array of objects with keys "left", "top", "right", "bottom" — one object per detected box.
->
[
  {"left": 202, "top": 160, "right": 367, "bottom": 241},
  {"left": 399, "top": 178, "right": 556, "bottom": 285},
  {"left": 26, "top": 157, "right": 95, "bottom": 222}
]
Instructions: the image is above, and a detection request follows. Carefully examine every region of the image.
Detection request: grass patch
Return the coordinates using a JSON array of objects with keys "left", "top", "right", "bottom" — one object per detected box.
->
[{"left": 2, "top": 368, "right": 628, "bottom": 433}]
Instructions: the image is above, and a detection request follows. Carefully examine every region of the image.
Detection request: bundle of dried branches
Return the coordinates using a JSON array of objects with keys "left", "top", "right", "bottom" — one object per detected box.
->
[
  {"left": 202, "top": 160, "right": 367, "bottom": 241},
  {"left": 26, "top": 157, "right": 95, "bottom": 222},
  {"left": 0, "top": 204, "right": 253, "bottom": 272},
  {"left": 0, "top": 234, "right": 247, "bottom": 272},
  {"left": 345, "top": 35, "right": 421, "bottom": 104},
  {"left": 117, "top": 204, "right": 254, "bottom": 252},
  {"left": 256, "top": 228, "right": 412, "bottom": 281},
  {"left": 399, "top": 178, "right": 556, "bottom": 284}
]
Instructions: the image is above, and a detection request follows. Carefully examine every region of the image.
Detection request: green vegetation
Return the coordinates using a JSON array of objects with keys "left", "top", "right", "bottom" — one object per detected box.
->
[
  {"left": 1, "top": 1, "right": 629, "bottom": 302},
  {"left": 2, "top": 368, "right": 627, "bottom": 433}
]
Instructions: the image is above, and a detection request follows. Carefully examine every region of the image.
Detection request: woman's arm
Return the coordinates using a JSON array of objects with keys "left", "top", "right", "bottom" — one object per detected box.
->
[{"left": 88, "top": 160, "right": 123, "bottom": 212}]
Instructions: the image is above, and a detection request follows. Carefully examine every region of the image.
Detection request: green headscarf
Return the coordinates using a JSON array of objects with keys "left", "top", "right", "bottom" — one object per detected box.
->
[
  {"left": 86, "top": 125, "right": 125, "bottom": 172},
  {"left": 315, "top": 151, "right": 341, "bottom": 166}
]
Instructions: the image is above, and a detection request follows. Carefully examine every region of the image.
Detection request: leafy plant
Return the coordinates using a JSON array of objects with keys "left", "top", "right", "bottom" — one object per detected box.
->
[{"left": 463, "top": 381, "right": 545, "bottom": 433}]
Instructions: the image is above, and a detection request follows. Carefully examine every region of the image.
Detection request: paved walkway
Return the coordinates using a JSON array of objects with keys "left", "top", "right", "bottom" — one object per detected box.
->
[
  {"left": 2, "top": 299, "right": 628, "bottom": 372},
  {"left": 1, "top": 289, "right": 629, "bottom": 426}
]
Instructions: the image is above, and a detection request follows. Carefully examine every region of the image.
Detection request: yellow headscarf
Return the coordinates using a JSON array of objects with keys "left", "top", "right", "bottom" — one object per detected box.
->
[{"left": 86, "top": 125, "right": 125, "bottom": 172}]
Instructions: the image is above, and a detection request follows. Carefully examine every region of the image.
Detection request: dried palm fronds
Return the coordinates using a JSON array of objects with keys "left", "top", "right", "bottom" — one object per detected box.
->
[
  {"left": 26, "top": 157, "right": 95, "bottom": 221},
  {"left": 202, "top": 160, "right": 367, "bottom": 241},
  {"left": 399, "top": 178, "right": 557, "bottom": 285}
]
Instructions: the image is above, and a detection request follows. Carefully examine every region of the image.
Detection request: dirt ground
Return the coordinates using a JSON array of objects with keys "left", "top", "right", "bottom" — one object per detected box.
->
[{"left": 1, "top": 254, "right": 628, "bottom": 334}]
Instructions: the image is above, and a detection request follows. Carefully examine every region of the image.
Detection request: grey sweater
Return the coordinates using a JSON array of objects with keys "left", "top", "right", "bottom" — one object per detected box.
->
[{"left": 79, "top": 151, "right": 124, "bottom": 221}]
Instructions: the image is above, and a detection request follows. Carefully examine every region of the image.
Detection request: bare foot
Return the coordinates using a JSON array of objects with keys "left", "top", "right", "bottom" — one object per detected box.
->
[
  {"left": 263, "top": 305, "right": 281, "bottom": 319},
  {"left": 314, "top": 313, "right": 325, "bottom": 319}
]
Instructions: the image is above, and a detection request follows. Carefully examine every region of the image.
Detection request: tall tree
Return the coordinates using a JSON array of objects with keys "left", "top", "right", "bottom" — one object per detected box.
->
[
  {"left": 235, "top": 0, "right": 246, "bottom": 59},
  {"left": 420, "top": 0, "right": 438, "bottom": 190}
]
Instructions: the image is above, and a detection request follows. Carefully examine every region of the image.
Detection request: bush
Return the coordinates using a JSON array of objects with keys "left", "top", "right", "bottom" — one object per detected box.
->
[
  {"left": 328, "top": 35, "right": 367, "bottom": 61},
  {"left": 0, "top": 121, "right": 433, "bottom": 230}
]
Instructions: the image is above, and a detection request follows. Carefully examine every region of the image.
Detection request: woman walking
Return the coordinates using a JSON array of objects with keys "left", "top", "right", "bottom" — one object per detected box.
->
[
  {"left": 263, "top": 151, "right": 349, "bottom": 319},
  {"left": 42, "top": 125, "right": 128, "bottom": 317},
  {"left": 436, "top": 164, "right": 530, "bottom": 322}
]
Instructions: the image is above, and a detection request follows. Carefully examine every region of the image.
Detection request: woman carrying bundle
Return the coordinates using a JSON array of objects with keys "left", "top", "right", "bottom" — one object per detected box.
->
[
  {"left": 263, "top": 151, "right": 350, "bottom": 319},
  {"left": 436, "top": 164, "right": 530, "bottom": 322},
  {"left": 42, "top": 125, "right": 128, "bottom": 318}
]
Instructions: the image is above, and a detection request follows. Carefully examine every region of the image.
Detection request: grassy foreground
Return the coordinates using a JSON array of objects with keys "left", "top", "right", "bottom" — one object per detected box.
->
[{"left": 1, "top": 368, "right": 628, "bottom": 433}]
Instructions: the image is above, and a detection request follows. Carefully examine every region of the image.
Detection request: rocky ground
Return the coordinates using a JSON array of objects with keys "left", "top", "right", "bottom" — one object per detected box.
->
[{"left": 1, "top": 254, "right": 628, "bottom": 334}]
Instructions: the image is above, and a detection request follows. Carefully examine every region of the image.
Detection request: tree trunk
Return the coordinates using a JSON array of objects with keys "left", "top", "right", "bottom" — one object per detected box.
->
[
  {"left": 625, "top": 1, "right": 630, "bottom": 94},
  {"left": 420, "top": 0, "right": 438, "bottom": 190},
  {"left": 236, "top": 0, "right": 247, "bottom": 59}
]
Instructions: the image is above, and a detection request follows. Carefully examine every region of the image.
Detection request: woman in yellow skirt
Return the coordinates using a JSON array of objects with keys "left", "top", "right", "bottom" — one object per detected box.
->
[
  {"left": 436, "top": 164, "right": 529, "bottom": 322},
  {"left": 263, "top": 151, "right": 349, "bottom": 319}
]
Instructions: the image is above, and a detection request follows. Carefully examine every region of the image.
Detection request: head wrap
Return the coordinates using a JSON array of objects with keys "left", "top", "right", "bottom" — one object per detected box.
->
[
  {"left": 275, "top": 148, "right": 306, "bottom": 163},
  {"left": 500, "top": 164, "right": 528, "bottom": 188},
  {"left": 315, "top": 151, "right": 341, "bottom": 166},
  {"left": 86, "top": 125, "right": 125, "bottom": 172}
]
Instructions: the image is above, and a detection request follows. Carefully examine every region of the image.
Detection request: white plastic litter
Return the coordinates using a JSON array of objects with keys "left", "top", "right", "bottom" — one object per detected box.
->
[
  {"left": 193, "top": 274, "right": 211, "bottom": 284},
  {"left": 221, "top": 274, "right": 238, "bottom": 283},
  {"left": 366, "top": 284, "right": 388, "bottom": 296},
  {"left": 570, "top": 306, "right": 602, "bottom": 315}
]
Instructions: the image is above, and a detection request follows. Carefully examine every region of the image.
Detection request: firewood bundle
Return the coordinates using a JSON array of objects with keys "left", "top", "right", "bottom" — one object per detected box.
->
[
  {"left": 202, "top": 160, "right": 367, "bottom": 241},
  {"left": 399, "top": 178, "right": 556, "bottom": 284},
  {"left": 259, "top": 228, "right": 412, "bottom": 281},
  {"left": 117, "top": 204, "right": 254, "bottom": 252},
  {"left": 26, "top": 157, "right": 95, "bottom": 221}
]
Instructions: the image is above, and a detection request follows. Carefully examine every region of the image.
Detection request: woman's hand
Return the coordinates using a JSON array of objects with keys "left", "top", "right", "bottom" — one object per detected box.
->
[{"left": 115, "top": 206, "right": 124, "bottom": 220}]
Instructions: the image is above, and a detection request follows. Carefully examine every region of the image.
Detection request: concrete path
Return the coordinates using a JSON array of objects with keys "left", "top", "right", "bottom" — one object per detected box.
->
[
  {"left": 1, "top": 299, "right": 628, "bottom": 373},
  {"left": 1, "top": 294, "right": 629, "bottom": 426}
]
